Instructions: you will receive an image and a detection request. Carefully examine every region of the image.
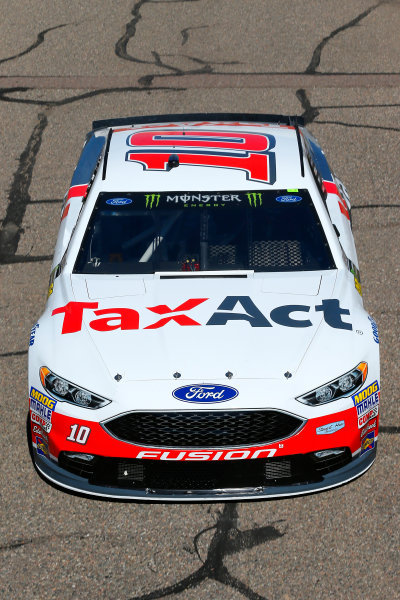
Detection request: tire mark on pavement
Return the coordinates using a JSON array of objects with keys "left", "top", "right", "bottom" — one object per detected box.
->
[
  {"left": 0, "top": 350, "right": 28, "bottom": 358},
  {"left": 0, "top": 254, "right": 52, "bottom": 264},
  {"left": 129, "top": 503, "right": 285, "bottom": 600},
  {"left": 0, "top": 111, "right": 49, "bottom": 264},
  {"left": 0, "top": 532, "right": 89, "bottom": 552},
  {"left": 305, "top": 4, "right": 380, "bottom": 74},
  {"left": 0, "top": 24, "right": 69, "bottom": 66},
  {"left": 379, "top": 426, "right": 400, "bottom": 434}
]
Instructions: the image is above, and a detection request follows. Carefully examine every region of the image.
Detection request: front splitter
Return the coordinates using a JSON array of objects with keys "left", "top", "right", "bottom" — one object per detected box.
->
[{"left": 32, "top": 448, "right": 377, "bottom": 501}]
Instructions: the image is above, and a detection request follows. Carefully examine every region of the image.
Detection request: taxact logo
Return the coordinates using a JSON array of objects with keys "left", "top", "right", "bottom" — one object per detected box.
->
[{"left": 51, "top": 297, "right": 353, "bottom": 334}]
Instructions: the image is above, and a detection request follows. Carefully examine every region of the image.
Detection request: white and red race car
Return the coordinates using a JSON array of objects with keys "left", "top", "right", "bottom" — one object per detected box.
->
[{"left": 28, "top": 113, "right": 380, "bottom": 500}]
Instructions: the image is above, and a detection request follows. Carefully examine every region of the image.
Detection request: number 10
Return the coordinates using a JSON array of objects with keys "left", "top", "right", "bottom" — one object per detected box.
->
[{"left": 67, "top": 424, "right": 91, "bottom": 444}]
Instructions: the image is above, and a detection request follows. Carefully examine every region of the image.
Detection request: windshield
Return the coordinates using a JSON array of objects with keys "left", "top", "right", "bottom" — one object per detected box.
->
[{"left": 73, "top": 190, "right": 335, "bottom": 274}]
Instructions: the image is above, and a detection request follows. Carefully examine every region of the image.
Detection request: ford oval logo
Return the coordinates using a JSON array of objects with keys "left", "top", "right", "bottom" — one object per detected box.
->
[
  {"left": 173, "top": 384, "right": 238, "bottom": 403},
  {"left": 106, "top": 197, "right": 132, "bottom": 206},
  {"left": 276, "top": 195, "right": 302, "bottom": 203}
]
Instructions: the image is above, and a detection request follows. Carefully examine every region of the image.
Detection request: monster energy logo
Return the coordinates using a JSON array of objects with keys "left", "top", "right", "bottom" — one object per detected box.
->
[
  {"left": 145, "top": 194, "right": 160, "bottom": 209},
  {"left": 246, "top": 193, "right": 263, "bottom": 207}
]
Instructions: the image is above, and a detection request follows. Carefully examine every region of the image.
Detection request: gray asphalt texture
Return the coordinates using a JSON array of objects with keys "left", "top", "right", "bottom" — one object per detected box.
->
[{"left": 0, "top": 1, "right": 399, "bottom": 599}]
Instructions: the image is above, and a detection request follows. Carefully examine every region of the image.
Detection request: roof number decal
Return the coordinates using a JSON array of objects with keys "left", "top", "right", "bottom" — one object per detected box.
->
[{"left": 125, "top": 130, "right": 276, "bottom": 184}]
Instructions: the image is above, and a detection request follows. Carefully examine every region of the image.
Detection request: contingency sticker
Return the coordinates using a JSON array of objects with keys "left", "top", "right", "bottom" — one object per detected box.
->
[
  {"left": 360, "top": 431, "right": 375, "bottom": 455},
  {"left": 357, "top": 406, "right": 378, "bottom": 429},
  {"left": 29, "top": 386, "right": 57, "bottom": 426},
  {"left": 35, "top": 434, "right": 49, "bottom": 457},
  {"left": 352, "top": 381, "right": 380, "bottom": 417}
]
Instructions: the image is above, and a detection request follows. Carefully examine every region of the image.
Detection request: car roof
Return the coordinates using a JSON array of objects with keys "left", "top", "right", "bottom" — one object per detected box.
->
[{"left": 93, "top": 115, "right": 312, "bottom": 193}]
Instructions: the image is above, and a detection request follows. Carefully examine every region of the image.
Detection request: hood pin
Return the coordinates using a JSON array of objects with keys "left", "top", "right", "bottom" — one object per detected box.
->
[
  {"left": 173, "top": 372, "right": 181, "bottom": 379},
  {"left": 284, "top": 371, "right": 292, "bottom": 379},
  {"left": 225, "top": 371, "right": 233, "bottom": 379}
]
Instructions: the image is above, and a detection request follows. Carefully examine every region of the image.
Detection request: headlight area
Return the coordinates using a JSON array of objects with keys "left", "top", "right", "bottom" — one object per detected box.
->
[
  {"left": 39, "top": 367, "right": 110, "bottom": 409},
  {"left": 296, "top": 362, "right": 368, "bottom": 406}
]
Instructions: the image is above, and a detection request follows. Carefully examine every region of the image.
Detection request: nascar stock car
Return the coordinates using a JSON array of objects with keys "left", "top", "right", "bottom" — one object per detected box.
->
[{"left": 28, "top": 113, "right": 380, "bottom": 500}]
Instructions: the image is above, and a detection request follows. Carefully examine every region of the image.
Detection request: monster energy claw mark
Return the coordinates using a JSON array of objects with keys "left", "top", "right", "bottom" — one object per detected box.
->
[
  {"left": 246, "top": 192, "right": 263, "bottom": 207},
  {"left": 145, "top": 194, "right": 160, "bottom": 209}
]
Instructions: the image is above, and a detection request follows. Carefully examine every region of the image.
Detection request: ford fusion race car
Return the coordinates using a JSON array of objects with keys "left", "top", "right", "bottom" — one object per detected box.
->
[{"left": 28, "top": 113, "right": 380, "bottom": 500}]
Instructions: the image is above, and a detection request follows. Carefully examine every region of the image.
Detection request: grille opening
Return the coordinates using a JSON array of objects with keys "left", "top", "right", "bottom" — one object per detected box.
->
[
  {"left": 103, "top": 410, "right": 304, "bottom": 448},
  {"left": 264, "top": 458, "right": 292, "bottom": 480},
  {"left": 117, "top": 462, "right": 145, "bottom": 482}
]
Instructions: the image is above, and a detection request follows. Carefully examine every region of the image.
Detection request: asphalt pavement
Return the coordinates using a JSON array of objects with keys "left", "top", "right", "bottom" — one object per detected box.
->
[{"left": 0, "top": 1, "right": 399, "bottom": 599}]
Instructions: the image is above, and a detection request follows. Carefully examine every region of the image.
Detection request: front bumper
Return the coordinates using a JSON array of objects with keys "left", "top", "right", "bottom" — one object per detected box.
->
[{"left": 32, "top": 445, "right": 376, "bottom": 501}]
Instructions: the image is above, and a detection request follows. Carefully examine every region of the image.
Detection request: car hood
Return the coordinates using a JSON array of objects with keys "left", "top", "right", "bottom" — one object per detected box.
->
[{"left": 48, "top": 270, "right": 357, "bottom": 383}]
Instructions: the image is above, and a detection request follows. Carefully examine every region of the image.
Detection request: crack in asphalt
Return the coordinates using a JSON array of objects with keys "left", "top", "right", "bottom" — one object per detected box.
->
[
  {"left": 305, "top": 4, "right": 380, "bottom": 74},
  {"left": 180, "top": 25, "right": 208, "bottom": 46},
  {"left": 128, "top": 503, "right": 286, "bottom": 600},
  {"left": 115, "top": 0, "right": 240, "bottom": 83},
  {"left": 0, "top": 111, "right": 49, "bottom": 263},
  {"left": 0, "top": 23, "right": 69, "bottom": 66}
]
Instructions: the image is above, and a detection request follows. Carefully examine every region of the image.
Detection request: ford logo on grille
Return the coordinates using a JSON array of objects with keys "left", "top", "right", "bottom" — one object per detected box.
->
[{"left": 173, "top": 384, "right": 238, "bottom": 403}]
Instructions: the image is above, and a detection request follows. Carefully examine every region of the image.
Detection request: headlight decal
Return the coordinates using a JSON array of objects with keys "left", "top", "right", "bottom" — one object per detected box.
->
[
  {"left": 296, "top": 362, "right": 368, "bottom": 406},
  {"left": 39, "top": 367, "right": 110, "bottom": 409}
]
